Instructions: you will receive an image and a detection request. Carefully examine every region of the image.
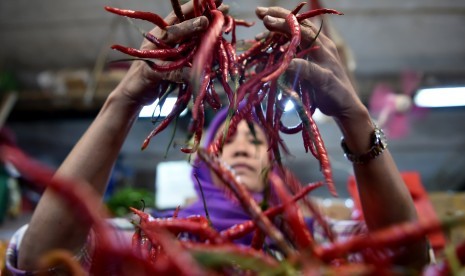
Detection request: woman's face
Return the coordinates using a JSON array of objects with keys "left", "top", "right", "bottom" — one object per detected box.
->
[{"left": 212, "top": 120, "right": 270, "bottom": 193}]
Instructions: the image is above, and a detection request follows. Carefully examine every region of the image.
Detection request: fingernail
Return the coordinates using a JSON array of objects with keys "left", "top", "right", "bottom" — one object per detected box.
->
[
  {"left": 255, "top": 32, "right": 267, "bottom": 40},
  {"left": 265, "top": 15, "right": 276, "bottom": 23},
  {"left": 256, "top": 7, "right": 268, "bottom": 14}
]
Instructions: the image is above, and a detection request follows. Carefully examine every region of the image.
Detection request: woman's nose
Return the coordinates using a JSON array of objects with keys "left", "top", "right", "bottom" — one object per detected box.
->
[
  {"left": 233, "top": 148, "right": 250, "bottom": 157},
  {"left": 229, "top": 134, "right": 251, "bottom": 157}
]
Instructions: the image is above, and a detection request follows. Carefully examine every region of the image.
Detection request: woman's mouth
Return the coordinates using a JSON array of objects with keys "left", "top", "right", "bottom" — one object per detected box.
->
[{"left": 232, "top": 163, "right": 255, "bottom": 173}]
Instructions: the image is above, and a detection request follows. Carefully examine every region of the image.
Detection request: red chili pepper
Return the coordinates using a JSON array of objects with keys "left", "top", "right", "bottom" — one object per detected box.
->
[
  {"left": 192, "top": 73, "right": 211, "bottom": 121},
  {"left": 218, "top": 39, "right": 229, "bottom": 83},
  {"left": 197, "top": 148, "right": 296, "bottom": 257},
  {"left": 193, "top": 0, "right": 204, "bottom": 17},
  {"left": 269, "top": 172, "right": 315, "bottom": 251},
  {"left": 140, "top": 217, "right": 224, "bottom": 244},
  {"left": 206, "top": 0, "right": 217, "bottom": 10},
  {"left": 237, "top": 35, "right": 274, "bottom": 64},
  {"left": 308, "top": 113, "right": 336, "bottom": 196},
  {"left": 222, "top": 15, "right": 234, "bottom": 34},
  {"left": 104, "top": 6, "right": 169, "bottom": 29},
  {"left": 234, "top": 19, "right": 255, "bottom": 27},
  {"left": 223, "top": 39, "right": 240, "bottom": 77},
  {"left": 170, "top": 0, "right": 185, "bottom": 22},
  {"left": 316, "top": 217, "right": 445, "bottom": 263},
  {"left": 280, "top": 121, "right": 303, "bottom": 134},
  {"left": 217, "top": 74, "right": 235, "bottom": 104},
  {"left": 250, "top": 229, "right": 266, "bottom": 250},
  {"left": 131, "top": 207, "right": 224, "bottom": 244},
  {"left": 190, "top": 10, "right": 225, "bottom": 94},
  {"left": 181, "top": 102, "right": 205, "bottom": 154},
  {"left": 291, "top": 2, "right": 307, "bottom": 14},
  {"left": 111, "top": 40, "right": 196, "bottom": 59},
  {"left": 140, "top": 226, "right": 207, "bottom": 275},
  {"left": 209, "top": 82, "right": 268, "bottom": 154},
  {"left": 234, "top": 63, "right": 279, "bottom": 105},
  {"left": 205, "top": 81, "right": 222, "bottom": 110},
  {"left": 296, "top": 8, "right": 344, "bottom": 21},
  {"left": 143, "top": 32, "right": 172, "bottom": 49},
  {"left": 220, "top": 182, "right": 322, "bottom": 241},
  {"left": 143, "top": 46, "right": 197, "bottom": 72},
  {"left": 261, "top": 13, "right": 301, "bottom": 82},
  {"left": 141, "top": 86, "right": 191, "bottom": 150},
  {"left": 279, "top": 82, "right": 337, "bottom": 197},
  {"left": 254, "top": 103, "right": 288, "bottom": 155},
  {"left": 173, "top": 206, "right": 181, "bottom": 218}
]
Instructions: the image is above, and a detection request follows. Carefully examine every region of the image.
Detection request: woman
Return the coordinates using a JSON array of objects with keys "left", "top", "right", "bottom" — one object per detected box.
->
[{"left": 8, "top": 0, "right": 429, "bottom": 273}]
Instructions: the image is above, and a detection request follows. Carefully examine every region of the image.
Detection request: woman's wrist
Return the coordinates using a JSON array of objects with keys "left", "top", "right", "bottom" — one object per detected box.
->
[
  {"left": 103, "top": 90, "right": 145, "bottom": 122},
  {"left": 113, "top": 61, "right": 162, "bottom": 108},
  {"left": 334, "top": 105, "right": 375, "bottom": 155}
]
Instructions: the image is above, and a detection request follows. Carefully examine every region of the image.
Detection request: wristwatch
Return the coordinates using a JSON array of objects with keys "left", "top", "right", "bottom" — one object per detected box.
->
[{"left": 341, "top": 124, "right": 388, "bottom": 164}]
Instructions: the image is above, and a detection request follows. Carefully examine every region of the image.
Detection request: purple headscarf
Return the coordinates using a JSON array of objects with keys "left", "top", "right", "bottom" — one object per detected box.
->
[
  {"left": 154, "top": 108, "right": 271, "bottom": 244},
  {"left": 151, "top": 106, "right": 315, "bottom": 246},
  {"left": 184, "top": 108, "right": 268, "bottom": 243}
]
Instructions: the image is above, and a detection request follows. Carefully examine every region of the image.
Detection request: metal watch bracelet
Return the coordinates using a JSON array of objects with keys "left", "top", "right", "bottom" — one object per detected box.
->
[{"left": 341, "top": 124, "right": 388, "bottom": 164}]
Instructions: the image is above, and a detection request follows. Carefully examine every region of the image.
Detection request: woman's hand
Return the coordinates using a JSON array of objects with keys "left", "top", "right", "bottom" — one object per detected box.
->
[
  {"left": 255, "top": 6, "right": 367, "bottom": 123},
  {"left": 114, "top": 2, "right": 210, "bottom": 106}
]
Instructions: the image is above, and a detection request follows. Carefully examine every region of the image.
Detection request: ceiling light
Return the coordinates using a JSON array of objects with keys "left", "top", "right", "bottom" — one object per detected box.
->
[
  {"left": 139, "top": 97, "right": 187, "bottom": 118},
  {"left": 413, "top": 87, "right": 465, "bottom": 108}
]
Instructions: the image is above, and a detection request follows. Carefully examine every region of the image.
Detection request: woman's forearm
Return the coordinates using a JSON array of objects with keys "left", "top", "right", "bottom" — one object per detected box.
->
[
  {"left": 18, "top": 89, "right": 143, "bottom": 270},
  {"left": 335, "top": 108, "right": 417, "bottom": 228},
  {"left": 335, "top": 107, "right": 429, "bottom": 267}
]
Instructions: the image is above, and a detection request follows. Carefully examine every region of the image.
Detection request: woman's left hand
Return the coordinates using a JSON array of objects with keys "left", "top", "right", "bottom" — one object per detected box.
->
[{"left": 255, "top": 6, "right": 367, "bottom": 122}]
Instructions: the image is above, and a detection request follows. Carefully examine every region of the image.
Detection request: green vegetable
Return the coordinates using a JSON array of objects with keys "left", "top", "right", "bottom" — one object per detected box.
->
[{"left": 105, "top": 187, "right": 155, "bottom": 217}]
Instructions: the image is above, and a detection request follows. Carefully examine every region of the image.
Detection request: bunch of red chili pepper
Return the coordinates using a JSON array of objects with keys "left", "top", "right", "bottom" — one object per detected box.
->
[{"left": 105, "top": 0, "right": 344, "bottom": 196}]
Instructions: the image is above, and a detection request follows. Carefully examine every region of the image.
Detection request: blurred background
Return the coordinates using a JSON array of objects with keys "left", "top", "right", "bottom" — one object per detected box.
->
[{"left": 0, "top": 0, "right": 465, "bottom": 243}]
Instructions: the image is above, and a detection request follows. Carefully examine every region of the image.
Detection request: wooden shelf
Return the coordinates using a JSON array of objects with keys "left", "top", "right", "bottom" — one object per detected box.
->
[{"left": 9, "top": 89, "right": 110, "bottom": 121}]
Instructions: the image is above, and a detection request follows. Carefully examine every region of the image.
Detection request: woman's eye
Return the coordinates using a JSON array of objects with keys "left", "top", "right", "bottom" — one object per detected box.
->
[
  {"left": 224, "top": 136, "right": 234, "bottom": 144},
  {"left": 250, "top": 139, "right": 264, "bottom": 145}
]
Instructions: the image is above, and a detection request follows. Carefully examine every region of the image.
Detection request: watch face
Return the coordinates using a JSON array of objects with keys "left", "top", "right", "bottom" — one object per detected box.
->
[{"left": 375, "top": 128, "right": 388, "bottom": 148}]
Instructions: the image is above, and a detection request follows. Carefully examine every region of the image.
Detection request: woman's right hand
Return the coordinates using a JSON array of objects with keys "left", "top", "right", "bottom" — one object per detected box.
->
[{"left": 114, "top": 1, "right": 210, "bottom": 107}]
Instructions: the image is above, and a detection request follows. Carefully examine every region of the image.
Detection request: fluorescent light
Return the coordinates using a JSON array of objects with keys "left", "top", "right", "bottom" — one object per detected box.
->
[
  {"left": 139, "top": 97, "right": 188, "bottom": 118},
  {"left": 414, "top": 87, "right": 465, "bottom": 108},
  {"left": 284, "top": 100, "right": 295, "bottom": 112}
]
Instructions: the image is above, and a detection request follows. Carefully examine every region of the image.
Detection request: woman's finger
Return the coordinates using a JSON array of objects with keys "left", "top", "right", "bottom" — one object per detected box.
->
[
  {"left": 255, "top": 6, "right": 291, "bottom": 20},
  {"left": 159, "top": 16, "right": 209, "bottom": 44},
  {"left": 217, "top": 3, "right": 229, "bottom": 15},
  {"left": 262, "top": 15, "right": 289, "bottom": 34},
  {"left": 255, "top": 31, "right": 270, "bottom": 41}
]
